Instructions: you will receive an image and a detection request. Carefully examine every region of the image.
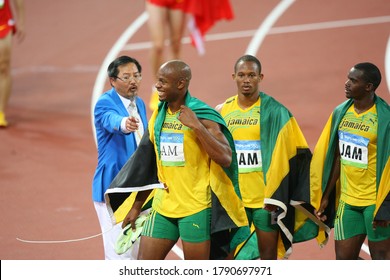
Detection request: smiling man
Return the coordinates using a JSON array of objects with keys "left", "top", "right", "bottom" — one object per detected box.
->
[{"left": 106, "top": 59, "right": 248, "bottom": 260}]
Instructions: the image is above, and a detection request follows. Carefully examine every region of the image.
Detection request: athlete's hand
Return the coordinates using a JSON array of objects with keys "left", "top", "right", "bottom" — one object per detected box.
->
[
  {"left": 314, "top": 198, "right": 329, "bottom": 222},
  {"left": 15, "top": 23, "right": 26, "bottom": 43},
  {"left": 122, "top": 207, "right": 141, "bottom": 230},
  {"left": 177, "top": 105, "right": 200, "bottom": 129}
]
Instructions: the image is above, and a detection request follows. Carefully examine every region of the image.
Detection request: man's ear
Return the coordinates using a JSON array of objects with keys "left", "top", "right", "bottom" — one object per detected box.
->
[
  {"left": 366, "top": 82, "right": 374, "bottom": 92},
  {"left": 109, "top": 77, "right": 115, "bottom": 87},
  {"left": 177, "top": 78, "right": 186, "bottom": 89}
]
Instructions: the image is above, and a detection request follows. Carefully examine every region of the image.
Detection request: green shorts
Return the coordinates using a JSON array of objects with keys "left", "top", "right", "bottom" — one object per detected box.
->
[
  {"left": 334, "top": 200, "right": 390, "bottom": 242},
  {"left": 142, "top": 208, "right": 211, "bottom": 243},
  {"left": 245, "top": 207, "right": 279, "bottom": 232}
]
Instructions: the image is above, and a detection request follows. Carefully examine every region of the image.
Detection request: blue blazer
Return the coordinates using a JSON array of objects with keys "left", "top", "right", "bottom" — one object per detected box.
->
[{"left": 92, "top": 88, "right": 148, "bottom": 202}]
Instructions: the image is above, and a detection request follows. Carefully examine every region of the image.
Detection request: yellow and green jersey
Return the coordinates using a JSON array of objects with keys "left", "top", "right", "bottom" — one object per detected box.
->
[
  {"left": 220, "top": 92, "right": 322, "bottom": 259},
  {"left": 153, "top": 108, "right": 212, "bottom": 217},
  {"left": 220, "top": 96, "right": 264, "bottom": 208},
  {"left": 338, "top": 105, "right": 377, "bottom": 206},
  {"left": 311, "top": 95, "right": 390, "bottom": 226}
]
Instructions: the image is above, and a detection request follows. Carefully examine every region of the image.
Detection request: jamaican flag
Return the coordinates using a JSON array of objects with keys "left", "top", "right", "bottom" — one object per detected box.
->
[
  {"left": 235, "top": 92, "right": 329, "bottom": 260},
  {"left": 105, "top": 91, "right": 249, "bottom": 259},
  {"left": 310, "top": 95, "right": 390, "bottom": 228}
]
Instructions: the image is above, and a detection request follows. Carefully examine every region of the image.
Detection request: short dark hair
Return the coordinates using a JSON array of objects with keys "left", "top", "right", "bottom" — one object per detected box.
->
[
  {"left": 234, "top": 54, "right": 262, "bottom": 74},
  {"left": 107, "top": 56, "right": 142, "bottom": 78},
  {"left": 354, "top": 62, "right": 381, "bottom": 90}
]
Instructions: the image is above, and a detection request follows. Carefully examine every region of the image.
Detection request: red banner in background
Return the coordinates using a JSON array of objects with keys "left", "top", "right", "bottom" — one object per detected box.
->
[{"left": 182, "top": 0, "right": 234, "bottom": 55}]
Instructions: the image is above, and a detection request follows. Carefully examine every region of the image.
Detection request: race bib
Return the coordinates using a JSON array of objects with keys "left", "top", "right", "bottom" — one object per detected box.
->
[
  {"left": 235, "top": 140, "right": 262, "bottom": 173},
  {"left": 338, "top": 131, "right": 369, "bottom": 169},
  {"left": 160, "top": 132, "right": 185, "bottom": 166}
]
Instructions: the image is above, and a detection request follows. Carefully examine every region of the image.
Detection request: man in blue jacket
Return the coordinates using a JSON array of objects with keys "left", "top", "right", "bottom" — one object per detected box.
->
[{"left": 92, "top": 56, "right": 148, "bottom": 259}]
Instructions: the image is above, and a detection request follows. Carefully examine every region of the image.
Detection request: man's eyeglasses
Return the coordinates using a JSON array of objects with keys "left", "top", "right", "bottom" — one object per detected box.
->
[{"left": 115, "top": 74, "right": 142, "bottom": 83}]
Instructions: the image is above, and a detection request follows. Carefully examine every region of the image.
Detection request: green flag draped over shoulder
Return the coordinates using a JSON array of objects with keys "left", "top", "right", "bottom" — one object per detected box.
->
[
  {"left": 105, "top": 91, "right": 249, "bottom": 259},
  {"left": 310, "top": 95, "right": 390, "bottom": 229},
  {"left": 235, "top": 92, "right": 329, "bottom": 260}
]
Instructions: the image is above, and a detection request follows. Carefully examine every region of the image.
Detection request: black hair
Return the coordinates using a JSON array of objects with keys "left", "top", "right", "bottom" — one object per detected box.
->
[
  {"left": 107, "top": 56, "right": 142, "bottom": 78},
  {"left": 234, "top": 54, "right": 262, "bottom": 74},
  {"left": 354, "top": 62, "right": 381, "bottom": 91}
]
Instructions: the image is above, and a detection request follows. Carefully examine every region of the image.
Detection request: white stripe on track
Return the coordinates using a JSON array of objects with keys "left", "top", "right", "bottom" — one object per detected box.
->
[
  {"left": 361, "top": 242, "right": 370, "bottom": 256},
  {"left": 269, "top": 15, "right": 390, "bottom": 34},
  {"left": 171, "top": 243, "right": 185, "bottom": 260},
  {"left": 15, "top": 17, "right": 389, "bottom": 74},
  {"left": 122, "top": 16, "right": 390, "bottom": 52},
  {"left": 246, "top": 0, "right": 295, "bottom": 55},
  {"left": 385, "top": 35, "right": 390, "bottom": 95},
  {"left": 90, "top": 11, "right": 148, "bottom": 143}
]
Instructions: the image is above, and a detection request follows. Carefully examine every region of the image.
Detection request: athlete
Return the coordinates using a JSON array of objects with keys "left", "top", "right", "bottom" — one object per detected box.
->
[
  {"left": 108, "top": 60, "right": 248, "bottom": 260},
  {"left": 0, "top": 0, "right": 25, "bottom": 127},
  {"left": 312, "top": 62, "right": 390, "bottom": 259},
  {"left": 145, "top": 0, "right": 187, "bottom": 111},
  {"left": 216, "top": 55, "right": 320, "bottom": 259}
]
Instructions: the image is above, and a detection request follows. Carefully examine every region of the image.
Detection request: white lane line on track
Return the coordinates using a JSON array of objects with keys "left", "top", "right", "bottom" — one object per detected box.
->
[
  {"left": 171, "top": 244, "right": 185, "bottom": 260},
  {"left": 361, "top": 242, "right": 370, "bottom": 256},
  {"left": 91, "top": 11, "right": 148, "bottom": 143},
  {"left": 122, "top": 15, "right": 390, "bottom": 51},
  {"left": 246, "top": 0, "right": 295, "bottom": 55},
  {"left": 16, "top": 17, "right": 389, "bottom": 75},
  {"left": 269, "top": 15, "right": 390, "bottom": 34}
]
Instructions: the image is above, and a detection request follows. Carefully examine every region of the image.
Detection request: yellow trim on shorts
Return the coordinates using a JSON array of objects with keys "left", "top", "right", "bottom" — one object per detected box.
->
[{"left": 335, "top": 200, "right": 346, "bottom": 240}]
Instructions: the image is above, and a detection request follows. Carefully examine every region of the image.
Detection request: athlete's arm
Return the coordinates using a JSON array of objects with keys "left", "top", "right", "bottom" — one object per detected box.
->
[
  {"left": 122, "top": 189, "right": 152, "bottom": 229},
  {"left": 315, "top": 146, "right": 341, "bottom": 221},
  {"left": 178, "top": 105, "right": 232, "bottom": 168}
]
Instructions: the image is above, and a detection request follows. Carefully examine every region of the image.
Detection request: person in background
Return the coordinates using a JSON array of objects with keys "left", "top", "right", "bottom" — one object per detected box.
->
[
  {"left": 92, "top": 55, "right": 148, "bottom": 259},
  {"left": 146, "top": 0, "right": 235, "bottom": 112},
  {"left": 145, "top": 0, "right": 187, "bottom": 111},
  {"left": 0, "top": 0, "right": 25, "bottom": 127},
  {"left": 312, "top": 62, "right": 390, "bottom": 259}
]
